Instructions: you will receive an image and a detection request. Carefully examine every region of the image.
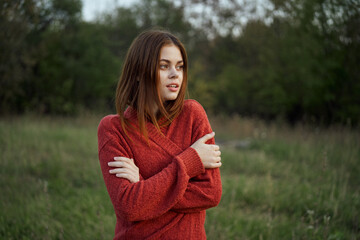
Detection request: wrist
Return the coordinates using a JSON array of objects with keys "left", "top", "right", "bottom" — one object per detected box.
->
[{"left": 178, "top": 147, "right": 205, "bottom": 178}]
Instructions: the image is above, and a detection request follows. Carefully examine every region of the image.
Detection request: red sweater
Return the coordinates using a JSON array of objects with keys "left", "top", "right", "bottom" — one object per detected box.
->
[{"left": 98, "top": 100, "right": 222, "bottom": 240}]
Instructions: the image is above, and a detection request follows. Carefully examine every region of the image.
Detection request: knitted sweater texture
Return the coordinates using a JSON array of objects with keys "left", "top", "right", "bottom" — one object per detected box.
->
[{"left": 98, "top": 100, "right": 222, "bottom": 240}]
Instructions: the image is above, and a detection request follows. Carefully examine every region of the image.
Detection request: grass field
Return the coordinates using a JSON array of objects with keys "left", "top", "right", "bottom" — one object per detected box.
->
[{"left": 0, "top": 115, "right": 359, "bottom": 239}]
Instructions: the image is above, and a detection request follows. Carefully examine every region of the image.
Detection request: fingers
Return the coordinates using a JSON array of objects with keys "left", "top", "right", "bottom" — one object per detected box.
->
[
  {"left": 205, "top": 159, "right": 222, "bottom": 168},
  {"left": 108, "top": 161, "right": 129, "bottom": 169},
  {"left": 213, "top": 157, "right": 222, "bottom": 168},
  {"left": 109, "top": 166, "right": 138, "bottom": 178},
  {"left": 109, "top": 168, "right": 131, "bottom": 174},
  {"left": 109, "top": 157, "right": 135, "bottom": 168},
  {"left": 215, "top": 150, "right": 221, "bottom": 157},
  {"left": 199, "top": 132, "right": 215, "bottom": 143},
  {"left": 212, "top": 161, "right": 222, "bottom": 168},
  {"left": 209, "top": 144, "right": 221, "bottom": 156},
  {"left": 113, "top": 156, "right": 135, "bottom": 166},
  {"left": 212, "top": 145, "right": 220, "bottom": 151},
  {"left": 205, "top": 151, "right": 222, "bottom": 169},
  {"left": 115, "top": 172, "right": 138, "bottom": 183},
  {"left": 202, "top": 150, "right": 222, "bottom": 168},
  {"left": 108, "top": 156, "right": 139, "bottom": 183},
  {"left": 113, "top": 156, "right": 129, "bottom": 161},
  {"left": 110, "top": 168, "right": 139, "bottom": 183}
]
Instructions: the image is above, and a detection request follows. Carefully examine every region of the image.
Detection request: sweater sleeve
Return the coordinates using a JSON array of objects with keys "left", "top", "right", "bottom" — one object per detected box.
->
[
  {"left": 98, "top": 117, "right": 204, "bottom": 222},
  {"left": 171, "top": 103, "right": 222, "bottom": 213}
]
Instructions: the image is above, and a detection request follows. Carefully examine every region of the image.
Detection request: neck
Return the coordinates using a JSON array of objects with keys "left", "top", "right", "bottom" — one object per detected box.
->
[{"left": 151, "top": 102, "right": 159, "bottom": 116}]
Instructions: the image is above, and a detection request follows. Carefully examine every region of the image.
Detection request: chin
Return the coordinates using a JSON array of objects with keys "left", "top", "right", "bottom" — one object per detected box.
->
[{"left": 164, "top": 94, "right": 179, "bottom": 101}]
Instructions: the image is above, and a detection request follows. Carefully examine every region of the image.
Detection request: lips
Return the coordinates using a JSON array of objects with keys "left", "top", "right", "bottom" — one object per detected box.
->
[{"left": 166, "top": 83, "right": 179, "bottom": 92}]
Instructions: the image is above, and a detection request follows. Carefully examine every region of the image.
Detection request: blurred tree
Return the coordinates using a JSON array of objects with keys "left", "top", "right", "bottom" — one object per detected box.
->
[
  {"left": 0, "top": 0, "right": 48, "bottom": 113},
  {"left": 0, "top": 0, "right": 119, "bottom": 114},
  {"left": 99, "top": 7, "right": 141, "bottom": 62},
  {"left": 0, "top": 0, "right": 358, "bottom": 124},
  {"left": 134, "top": 0, "right": 194, "bottom": 42},
  {"left": 201, "top": 0, "right": 360, "bottom": 124},
  {"left": 23, "top": 0, "right": 84, "bottom": 114},
  {"left": 29, "top": 21, "right": 119, "bottom": 114},
  {"left": 267, "top": 0, "right": 360, "bottom": 124}
]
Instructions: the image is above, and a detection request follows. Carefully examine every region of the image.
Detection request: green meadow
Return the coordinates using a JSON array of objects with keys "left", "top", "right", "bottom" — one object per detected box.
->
[{"left": 0, "top": 115, "right": 359, "bottom": 239}]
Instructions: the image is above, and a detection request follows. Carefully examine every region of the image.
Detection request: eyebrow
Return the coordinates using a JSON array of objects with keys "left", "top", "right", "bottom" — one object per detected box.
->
[{"left": 159, "top": 59, "right": 183, "bottom": 64}]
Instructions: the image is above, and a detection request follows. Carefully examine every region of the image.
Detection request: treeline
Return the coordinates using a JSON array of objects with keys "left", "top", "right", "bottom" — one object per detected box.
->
[{"left": 1, "top": 0, "right": 359, "bottom": 125}]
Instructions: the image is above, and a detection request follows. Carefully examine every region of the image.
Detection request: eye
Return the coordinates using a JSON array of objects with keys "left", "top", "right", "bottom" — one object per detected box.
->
[
  {"left": 159, "top": 64, "right": 168, "bottom": 70},
  {"left": 176, "top": 65, "right": 184, "bottom": 70}
]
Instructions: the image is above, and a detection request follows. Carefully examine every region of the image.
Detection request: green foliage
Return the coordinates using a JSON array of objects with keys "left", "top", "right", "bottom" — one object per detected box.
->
[
  {"left": 0, "top": 0, "right": 359, "bottom": 124},
  {"left": 0, "top": 0, "right": 119, "bottom": 115},
  {"left": 29, "top": 21, "right": 119, "bottom": 114}
]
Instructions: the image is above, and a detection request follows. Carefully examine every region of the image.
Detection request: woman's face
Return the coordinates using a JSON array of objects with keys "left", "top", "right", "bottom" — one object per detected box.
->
[{"left": 158, "top": 44, "right": 184, "bottom": 102}]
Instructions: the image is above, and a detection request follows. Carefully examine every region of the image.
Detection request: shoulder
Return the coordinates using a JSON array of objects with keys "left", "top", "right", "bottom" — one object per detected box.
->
[
  {"left": 179, "top": 100, "right": 213, "bottom": 138},
  {"left": 183, "top": 99, "right": 207, "bottom": 117},
  {"left": 97, "top": 114, "right": 123, "bottom": 149},
  {"left": 98, "top": 114, "right": 121, "bottom": 132},
  {"left": 178, "top": 99, "right": 209, "bottom": 124}
]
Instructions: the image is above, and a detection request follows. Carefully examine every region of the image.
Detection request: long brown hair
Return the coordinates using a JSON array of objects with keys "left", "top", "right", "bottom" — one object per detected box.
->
[{"left": 115, "top": 30, "right": 188, "bottom": 139}]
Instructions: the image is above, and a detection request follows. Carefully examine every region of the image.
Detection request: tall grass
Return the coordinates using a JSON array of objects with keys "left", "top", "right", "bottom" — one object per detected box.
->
[
  {"left": 0, "top": 115, "right": 359, "bottom": 239},
  {"left": 208, "top": 115, "right": 360, "bottom": 239},
  {"left": 0, "top": 115, "right": 114, "bottom": 239}
]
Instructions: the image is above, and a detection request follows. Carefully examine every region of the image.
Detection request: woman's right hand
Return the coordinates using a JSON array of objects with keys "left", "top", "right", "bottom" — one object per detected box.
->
[
  {"left": 191, "top": 132, "right": 222, "bottom": 169},
  {"left": 108, "top": 157, "right": 140, "bottom": 183}
]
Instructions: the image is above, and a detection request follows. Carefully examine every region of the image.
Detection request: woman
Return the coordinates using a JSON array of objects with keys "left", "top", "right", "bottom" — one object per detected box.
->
[{"left": 98, "top": 30, "right": 222, "bottom": 239}]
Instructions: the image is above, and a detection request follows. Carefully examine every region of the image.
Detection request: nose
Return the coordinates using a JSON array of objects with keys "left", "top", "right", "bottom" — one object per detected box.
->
[{"left": 169, "top": 66, "right": 179, "bottom": 79}]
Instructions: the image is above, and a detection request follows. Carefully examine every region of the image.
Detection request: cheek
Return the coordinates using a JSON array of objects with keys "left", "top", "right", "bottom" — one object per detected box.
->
[
  {"left": 159, "top": 71, "right": 166, "bottom": 82},
  {"left": 179, "top": 72, "right": 184, "bottom": 84}
]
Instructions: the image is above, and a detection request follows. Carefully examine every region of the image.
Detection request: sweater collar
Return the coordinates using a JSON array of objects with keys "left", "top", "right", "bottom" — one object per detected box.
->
[{"left": 124, "top": 106, "right": 184, "bottom": 156}]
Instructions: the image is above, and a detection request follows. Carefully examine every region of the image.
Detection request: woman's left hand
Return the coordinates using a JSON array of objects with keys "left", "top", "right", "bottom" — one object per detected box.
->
[{"left": 108, "top": 157, "right": 140, "bottom": 183}]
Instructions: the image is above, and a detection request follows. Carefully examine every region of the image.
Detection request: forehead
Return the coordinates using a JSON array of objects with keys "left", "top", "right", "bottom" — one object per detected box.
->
[{"left": 159, "top": 44, "right": 183, "bottom": 61}]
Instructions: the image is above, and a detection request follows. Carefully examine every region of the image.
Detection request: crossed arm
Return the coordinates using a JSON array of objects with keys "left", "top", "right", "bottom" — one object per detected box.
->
[
  {"left": 108, "top": 132, "right": 221, "bottom": 182},
  {"left": 98, "top": 105, "right": 222, "bottom": 220},
  {"left": 107, "top": 132, "right": 222, "bottom": 213}
]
